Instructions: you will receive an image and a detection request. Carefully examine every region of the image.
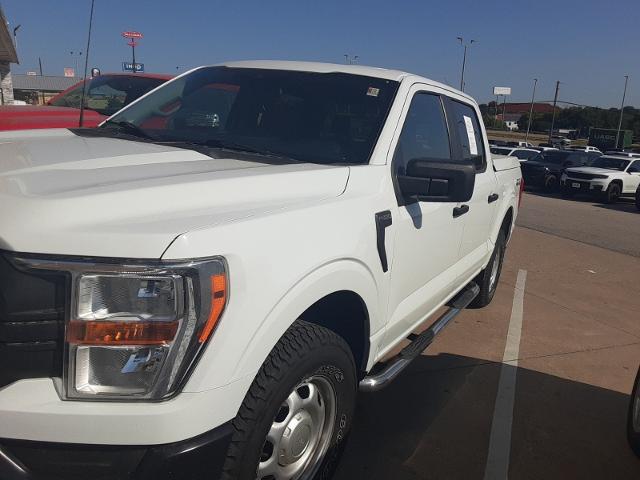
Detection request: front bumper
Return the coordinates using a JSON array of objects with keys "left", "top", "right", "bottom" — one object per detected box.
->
[
  {"left": 0, "top": 421, "right": 233, "bottom": 480},
  {"left": 561, "top": 177, "right": 606, "bottom": 193}
]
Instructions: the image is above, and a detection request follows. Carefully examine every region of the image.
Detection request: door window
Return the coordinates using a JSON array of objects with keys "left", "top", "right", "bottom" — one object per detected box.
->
[
  {"left": 393, "top": 93, "right": 450, "bottom": 175},
  {"left": 448, "top": 100, "right": 486, "bottom": 171}
]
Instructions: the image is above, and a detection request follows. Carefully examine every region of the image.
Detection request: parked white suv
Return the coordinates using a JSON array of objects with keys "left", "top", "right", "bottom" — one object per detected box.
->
[
  {"left": 0, "top": 61, "right": 522, "bottom": 480},
  {"left": 562, "top": 155, "right": 640, "bottom": 203}
]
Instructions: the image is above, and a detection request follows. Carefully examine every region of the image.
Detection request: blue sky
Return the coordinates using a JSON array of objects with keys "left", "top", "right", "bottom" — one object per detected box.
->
[{"left": 3, "top": 0, "right": 639, "bottom": 107}]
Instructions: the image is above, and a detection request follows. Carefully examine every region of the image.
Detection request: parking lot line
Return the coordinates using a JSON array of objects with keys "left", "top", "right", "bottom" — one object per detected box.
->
[{"left": 483, "top": 269, "right": 527, "bottom": 480}]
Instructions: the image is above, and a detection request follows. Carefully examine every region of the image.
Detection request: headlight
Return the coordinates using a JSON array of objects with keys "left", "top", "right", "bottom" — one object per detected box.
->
[{"left": 14, "top": 256, "right": 227, "bottom": 401}]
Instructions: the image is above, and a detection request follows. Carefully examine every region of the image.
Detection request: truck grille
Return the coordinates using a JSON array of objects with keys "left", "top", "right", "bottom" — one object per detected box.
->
[
  {"left": 0, "top": 252, "right": 67, "bottom": 389},
  {"left": 566, "top": 172, "right": 596, "bottom": 180}
]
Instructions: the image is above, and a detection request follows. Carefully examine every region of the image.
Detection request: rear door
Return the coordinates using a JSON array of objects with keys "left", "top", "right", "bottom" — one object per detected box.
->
[
  {"left": 444, "top": 97, "right": 499, "bottom": 277},
  {"left": 625, "top": 160, "right": 640, "bottom": 193}
]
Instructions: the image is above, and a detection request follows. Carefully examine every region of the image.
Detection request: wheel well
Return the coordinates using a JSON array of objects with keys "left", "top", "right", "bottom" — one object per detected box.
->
[
  {"left": 610, "top": 179, "right": 623, "bottom": 188},
  {"left": 298, "top": 291, "right": 370, "bottom": 376},
  {"left": 500, "top": 207, "right": 514, "bottom": 241}
]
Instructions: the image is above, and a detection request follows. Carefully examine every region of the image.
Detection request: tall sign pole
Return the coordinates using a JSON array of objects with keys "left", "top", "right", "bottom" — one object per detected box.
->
[
  {"left": 122, "top": 31, "right": 143, "bottom": 72},
  {"left": 79, "top": 0, "right": 95, "bottom": 128}
]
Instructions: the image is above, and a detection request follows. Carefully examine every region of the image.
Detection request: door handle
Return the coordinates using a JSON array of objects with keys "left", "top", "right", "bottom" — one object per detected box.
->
[
  {"left": 453, "top": 205, "right": 469, "bottom": 218},
  {"left": 488, "top": 193, "right": 499, "bottom": 203}
]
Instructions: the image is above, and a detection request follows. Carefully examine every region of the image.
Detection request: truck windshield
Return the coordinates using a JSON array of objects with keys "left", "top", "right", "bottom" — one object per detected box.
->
[
  {"left": 590, "top": 157, "right": 630, "bottom": 171},
  {"left": 49, "top": 75, "right": 166, "bottom": 116},
  {"left": 105, "top": 67, "right": 399, "bottom": 165}
]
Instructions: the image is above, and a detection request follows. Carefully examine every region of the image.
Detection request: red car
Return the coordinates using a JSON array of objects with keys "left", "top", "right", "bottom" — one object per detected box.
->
[{"left": 0, "top": 73, "right": 172, "bottom": 131}]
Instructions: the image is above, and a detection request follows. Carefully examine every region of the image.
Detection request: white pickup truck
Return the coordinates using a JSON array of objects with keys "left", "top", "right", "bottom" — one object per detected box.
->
[{"left": 0, "top": 61, "right": 522, "bottom": 480}]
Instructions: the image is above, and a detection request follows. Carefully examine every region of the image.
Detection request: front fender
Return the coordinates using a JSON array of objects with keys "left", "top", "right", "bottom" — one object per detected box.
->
[{"left": 230, "top": 258, "right": 382, "bottom": 382}]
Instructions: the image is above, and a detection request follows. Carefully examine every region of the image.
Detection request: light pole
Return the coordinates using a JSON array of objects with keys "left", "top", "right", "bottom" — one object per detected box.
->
[
  {"left": 70, "top": 51, "right": 83, "bottom": 77},
  {"left": 457, "top": 37, "right": 475, "bottom": 92},
  {"left": 12, "top": 24, "right": 21, "bottom": 50},
  {"left": 615, "top": 75, "right": 629, "bottom": 149},
  {"left": 548, "top": 80, "right": 560, "bottom": 144},
  {"left": 78, "top": 0, "right": 95, "bottom": 128},
  {"left": 525, "top": 78, "right": 538, "bottom": 143}
]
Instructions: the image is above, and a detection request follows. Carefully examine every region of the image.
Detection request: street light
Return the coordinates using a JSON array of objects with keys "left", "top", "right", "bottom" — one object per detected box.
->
[
  {"left": 457, "top": 37, "right": 475, "bottom": 92},
  {"left": 525, "top": 78, "right": 538, "bottom": 143},
  {"left": 615, "top": 75, "right": 629, "bottom": 149},
  {"left": 12, "top": 24, "right": 21, "bottom": 50},
  {"left": 70, "top": 51, "right": 83, "bottom": 77}
]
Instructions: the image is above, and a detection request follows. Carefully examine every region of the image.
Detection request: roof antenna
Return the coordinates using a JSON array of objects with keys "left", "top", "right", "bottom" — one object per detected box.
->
[{"left": 78, "top": 0, "right": 95, "bottom": 128}]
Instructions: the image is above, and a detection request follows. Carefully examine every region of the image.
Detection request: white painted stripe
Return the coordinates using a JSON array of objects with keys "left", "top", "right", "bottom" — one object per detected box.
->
[{"left": 483, "top": 269, "right": 527, "bottom": 480}]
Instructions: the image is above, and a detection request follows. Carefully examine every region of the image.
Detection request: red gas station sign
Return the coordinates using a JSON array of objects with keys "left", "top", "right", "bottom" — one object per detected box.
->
[{"left": 121, "top": 31, "right": 143, "bottom": 39}]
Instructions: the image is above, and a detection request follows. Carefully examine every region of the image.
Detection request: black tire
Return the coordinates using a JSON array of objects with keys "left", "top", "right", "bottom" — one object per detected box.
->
[
  {"left": 635, "top": 186, "right": 640, "bottom": 211},
  {"left": 602, "top": 183, "right": 621, "bottom": 204},
  {"left": 627, "top": 366, "right": 640, "bottom": 457},
  {"left": 561, "top": 185, "right": 575, "bottom": 198},
  {"left": 544, "top": 174, "right": 558, "bottom": 192},
  {"left": 470, "top": 230, "right": 506, "bottom": 308},
  {"left": 222, "top": 320, "right": 357, "bottom": 480}
]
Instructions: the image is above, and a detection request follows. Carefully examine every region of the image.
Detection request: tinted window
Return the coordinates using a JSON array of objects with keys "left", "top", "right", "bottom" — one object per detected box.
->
[
  {"left": 106, "top": 67, "right": 399, "bottom": 165},
  {"left": 541, "top": 151, "right": 570, "bottom": 164},
  {"left": 393, "top": 93, "right": 450, "bottom": 173},
  {"left": 491, "top": 147, "right": 513, "bottom": 155},
  {"left": 449, "top": 100, "right": 486, "bottom": 170},
  {"left": 591, "top": 157, "right": 630, "bottom": 171},
  {"left": 49, "top": 75, "right": 166, "bottom": 116},
  {"left": 513, "top": 150, "right": 539, "bottom": 160},
  {"left": 627, "top": 161, "right": 640, "bottom": 173}
]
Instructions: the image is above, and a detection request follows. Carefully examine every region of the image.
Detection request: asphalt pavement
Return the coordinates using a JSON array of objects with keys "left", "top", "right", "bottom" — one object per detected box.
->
[{"left": 335, "top": 192, "right": 640, "bottom": 479}]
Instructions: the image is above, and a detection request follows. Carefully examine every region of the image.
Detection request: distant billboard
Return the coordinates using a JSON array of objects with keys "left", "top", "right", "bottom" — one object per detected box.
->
[
  {"left": 64, "top": 68, "right": 75, "bottom": 77},
  {"left": 493, "top": 86, "right": 512, "bottom": 96}
]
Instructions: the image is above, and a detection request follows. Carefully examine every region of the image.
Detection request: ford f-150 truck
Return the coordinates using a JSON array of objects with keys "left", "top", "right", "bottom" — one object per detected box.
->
[{"left": 0, "top": 61, "right": 522, "bottom": 480}]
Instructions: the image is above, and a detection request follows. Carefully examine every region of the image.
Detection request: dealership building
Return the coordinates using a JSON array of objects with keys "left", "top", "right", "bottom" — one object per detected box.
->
[{"left": 0, "top": 5, "right": 18, "bottom": 104}]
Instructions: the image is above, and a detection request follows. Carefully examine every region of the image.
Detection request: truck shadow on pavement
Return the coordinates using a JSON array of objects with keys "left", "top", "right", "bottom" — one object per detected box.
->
[{"left": 334, "top": 353, "right": 640, "bottom": 480}]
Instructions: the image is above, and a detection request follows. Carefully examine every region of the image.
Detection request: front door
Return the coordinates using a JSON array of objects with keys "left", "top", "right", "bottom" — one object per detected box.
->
[{"left": 383, "top": 86, "right": 466, "bottom": 349}]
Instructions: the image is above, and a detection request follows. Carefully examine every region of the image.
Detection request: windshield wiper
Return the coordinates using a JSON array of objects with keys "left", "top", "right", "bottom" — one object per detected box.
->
[{"left": 102, "top": 120, "right": 155, "bottom": 140}]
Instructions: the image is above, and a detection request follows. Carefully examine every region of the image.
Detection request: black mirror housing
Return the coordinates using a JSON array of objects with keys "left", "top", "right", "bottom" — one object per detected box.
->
[{"left": 398, "top": 160, "right": 476, "bottom": 203}]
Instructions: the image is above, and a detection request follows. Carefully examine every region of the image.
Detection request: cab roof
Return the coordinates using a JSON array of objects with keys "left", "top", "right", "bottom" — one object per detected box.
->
[{"left": 216, "top": 60, "right": 475, "bottom": 103}]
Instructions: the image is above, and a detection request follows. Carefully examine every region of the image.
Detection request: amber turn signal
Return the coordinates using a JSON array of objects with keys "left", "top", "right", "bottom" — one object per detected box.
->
[
  {"left": 198, "top": 274, "right": 227, "bottom": 343},
  {"left": 67, "top": 319, "right": 179, "bottom": 346}
]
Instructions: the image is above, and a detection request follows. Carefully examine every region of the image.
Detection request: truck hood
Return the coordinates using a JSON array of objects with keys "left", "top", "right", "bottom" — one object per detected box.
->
[
  {"left": 0, "top": 129, "right": 350, "bottom": 258},
  {"left": 0, "top": 105, "right": 105, "bottom": 130},
  {"left": 565, "top": 166, "right": 619, "bottom": 175}
]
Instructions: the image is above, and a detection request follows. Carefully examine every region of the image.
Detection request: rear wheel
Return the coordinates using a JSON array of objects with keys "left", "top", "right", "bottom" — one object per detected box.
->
[
  {"left": 627, "top": 366, "right": 640, "bottom": 457},
  {"left": 602, "top": 183, "right": 621, "bottom": 204},
  {"left": 470, "top": 230, "right": 506, "bottom": 308},
  {"left": 635, "top": 186, "right": 640, "bottom": 211},
  {"left": 544, "top": 174, "right": 558, "bottom": 192},
  {"left": 222, "top": 321, "right": 356, "bottom": 480}
]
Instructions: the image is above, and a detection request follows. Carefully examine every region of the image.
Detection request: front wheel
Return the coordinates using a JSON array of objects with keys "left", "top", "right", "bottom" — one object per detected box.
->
[
  {"left": 602, "top": 183, "right": 621, "bottom": 204},
  {"left": 222, "top": 321, "right": 357, "bottom": 480},
  {"left": 627, "top": 366, "right": 640, "bottom": 457},
  {"left": 470, "top": 230, "right": 506, "bottom": 308}
]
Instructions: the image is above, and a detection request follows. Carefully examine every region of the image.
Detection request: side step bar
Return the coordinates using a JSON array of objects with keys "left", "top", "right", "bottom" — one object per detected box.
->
[{"left": 359, "top": 282, "right": 480, "bottom": 393}]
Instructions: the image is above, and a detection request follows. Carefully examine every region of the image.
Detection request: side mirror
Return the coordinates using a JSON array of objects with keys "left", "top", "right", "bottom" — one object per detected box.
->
[{"left": 398, "top": 160, "right": 476, "bottom": 203}]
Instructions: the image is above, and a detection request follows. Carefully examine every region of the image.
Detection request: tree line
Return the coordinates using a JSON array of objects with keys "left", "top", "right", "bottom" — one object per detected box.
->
[{"left": 479, "top": 102, "right": 640, "bottom": 139}]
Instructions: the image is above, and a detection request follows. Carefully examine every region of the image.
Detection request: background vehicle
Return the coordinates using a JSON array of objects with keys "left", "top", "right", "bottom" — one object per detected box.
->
[
  {"left": 521, "top": 149, "right": 601, "bottom": 191},
  {"left": 562, "top": 156, "right": 640, "bottom": 203},
  {"left": 569, "top": 145, "right": 602, "bottom": 153},
  {"left": 0, "top": 61, "right": 522, "bottom": 480},
  {"left": 532, "top": 145, "right": 559, "bottom": 152},
  {"left": 0, "top": 73, "right": 171, "bottom": 131},
  {"left": 636, "top": 184, "right": 640, "bottom": 211},
  {"left": 628, "top": 365, "right": 640, "bottom": 457},
  {"left": 490, "top": 146, "right": 541, "bottom": 161}
]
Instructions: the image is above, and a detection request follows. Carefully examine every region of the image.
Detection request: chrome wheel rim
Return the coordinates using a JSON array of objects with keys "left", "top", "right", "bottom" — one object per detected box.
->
[
  {"left": 257, "top": 376, "right": 337, "bottom": 480},
  {"left": 489, "top": 248, "right": 501, "bottom": 292},
  {"left": 633, "top": 381, "right": 640, "bottom": 433}
]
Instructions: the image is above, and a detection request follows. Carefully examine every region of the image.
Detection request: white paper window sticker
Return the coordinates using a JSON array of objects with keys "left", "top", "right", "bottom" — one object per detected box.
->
[{"left": 463, "top": 115, "right": 478, "bottom": 155}]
